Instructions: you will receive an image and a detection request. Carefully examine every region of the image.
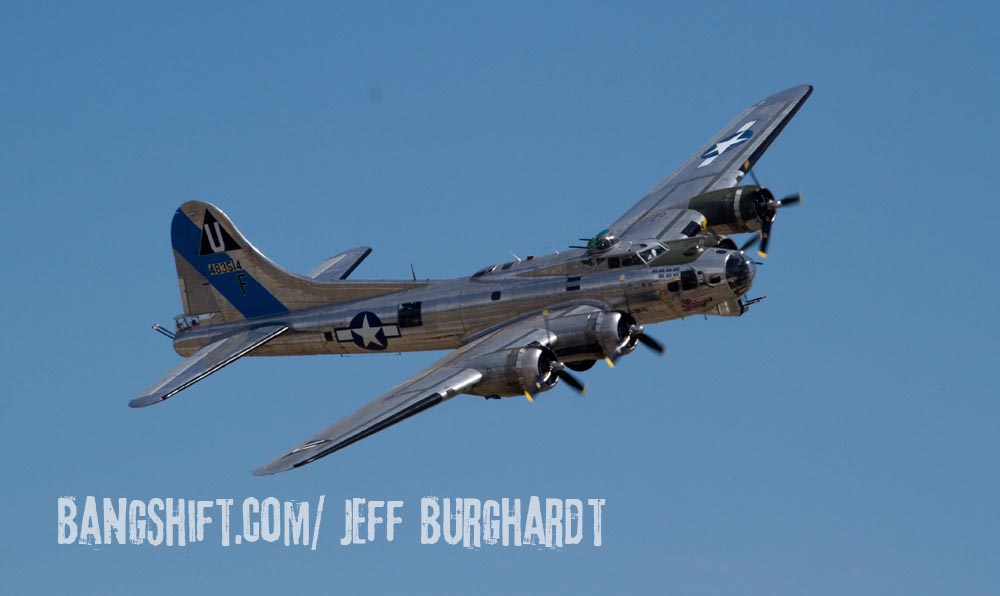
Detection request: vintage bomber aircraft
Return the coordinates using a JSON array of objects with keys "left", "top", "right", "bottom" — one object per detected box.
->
[{"left": 131, "top": 84, "right": 812, "bottom": 475}]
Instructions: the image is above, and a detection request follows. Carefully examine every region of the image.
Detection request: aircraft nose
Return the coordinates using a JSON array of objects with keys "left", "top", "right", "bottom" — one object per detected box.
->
[{"left": 725, "top": 252, "right": 754, "bottom": 296}]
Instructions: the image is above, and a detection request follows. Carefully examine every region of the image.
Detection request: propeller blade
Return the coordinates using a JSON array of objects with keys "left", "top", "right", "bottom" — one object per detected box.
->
[
  {"left": 778, "top": 192, "right": 801, "bottom": 207},
  {"left": 523, "top": 391, "right": 534, "bottom": 403},
  {"left": 608, "top": 345, "right": 627, "bottom": 365},
  {"left": 607, "top": 324, "right": 666, "bottom": 363},
  {"left": 636, "top": 333, "right": 666, "bottom": 355},
  {"left": 758, "top": 218, "right": 773, "bottom": 258},
  {"left": 557, "top": 370, "right": 586, "bottom": 395}
]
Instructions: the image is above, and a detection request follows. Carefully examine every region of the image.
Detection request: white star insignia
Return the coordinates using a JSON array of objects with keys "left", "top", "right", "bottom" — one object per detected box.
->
[
  {"left": 698, "top": 120, "right": 756, "bottom": 168},
  {"left": 353, "top": 313, "right": 385, "bottom": 348}
]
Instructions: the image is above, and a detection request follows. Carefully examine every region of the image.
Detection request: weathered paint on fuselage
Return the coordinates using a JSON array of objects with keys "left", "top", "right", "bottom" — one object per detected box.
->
[{"left": 173, "top": 245, "right": 752, "bottom": 359}]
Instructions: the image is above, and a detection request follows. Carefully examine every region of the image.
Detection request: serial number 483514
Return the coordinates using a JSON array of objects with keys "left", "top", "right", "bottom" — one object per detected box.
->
[{"left": 208, "top": 259, "right": 243, "bottom": 276}]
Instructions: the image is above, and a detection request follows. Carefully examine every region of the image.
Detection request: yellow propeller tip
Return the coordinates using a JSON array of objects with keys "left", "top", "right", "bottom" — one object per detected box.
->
[
  {"left": 524, "top": 391, "right": 534, "bottom": 402},
  {"left": 758, "top": 250, "right": 768, "bottom": 259},
  {"left": 605, "top": 357, "right": 615, "bottom": 369}
]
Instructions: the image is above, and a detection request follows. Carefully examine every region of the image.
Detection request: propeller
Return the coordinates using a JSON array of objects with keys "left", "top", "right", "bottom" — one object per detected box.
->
[
  {"left": 739, "top": 191, "right": 801, "bottom": 258},
  {"left": 525, "top": 345, "right": 586, "bottom": 401},
  {"left": 606, "top": 323, "right": 665, "bottom": 367}
]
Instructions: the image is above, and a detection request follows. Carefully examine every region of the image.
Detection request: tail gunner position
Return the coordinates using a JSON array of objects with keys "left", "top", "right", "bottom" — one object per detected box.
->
[{"left": 131, "top": 85, "right": 812, "bottom": 475}]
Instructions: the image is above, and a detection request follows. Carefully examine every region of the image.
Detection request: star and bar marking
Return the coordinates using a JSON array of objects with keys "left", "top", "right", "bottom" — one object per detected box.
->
[{"left": 332, "top": 311, "right": 401, "bottom": 350}]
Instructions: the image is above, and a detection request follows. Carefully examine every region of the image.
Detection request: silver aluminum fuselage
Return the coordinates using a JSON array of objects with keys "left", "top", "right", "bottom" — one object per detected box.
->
[{"left": 173, "top": 246, "right": 753, "bottom": 358}]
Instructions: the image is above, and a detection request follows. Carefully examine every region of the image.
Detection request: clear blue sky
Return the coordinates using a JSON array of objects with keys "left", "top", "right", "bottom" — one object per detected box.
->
[{"left": 2, "top": 1, "right": 998, "bottom": 594}]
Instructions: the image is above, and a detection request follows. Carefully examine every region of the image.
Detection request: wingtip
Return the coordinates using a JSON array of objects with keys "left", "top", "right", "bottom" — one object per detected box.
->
[
  {"left": 251, "top": 458, "right": 293, "bottom": 476},
  {"left": 128, "top": 395, "right": 161, "bottom": 408},
  {"left": 771, "top": 84, "right": 813, "bottom": 103}
]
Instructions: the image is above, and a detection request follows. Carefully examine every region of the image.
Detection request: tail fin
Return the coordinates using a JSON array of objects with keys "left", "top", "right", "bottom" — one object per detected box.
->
[{"left": 171, "top": 201, "right": 424, "bottom": 327}]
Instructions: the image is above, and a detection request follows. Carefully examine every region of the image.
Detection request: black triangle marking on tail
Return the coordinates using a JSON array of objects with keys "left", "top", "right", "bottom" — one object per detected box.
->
[{"left": 199, "top": 210, "right": 242, "bottom": 255}]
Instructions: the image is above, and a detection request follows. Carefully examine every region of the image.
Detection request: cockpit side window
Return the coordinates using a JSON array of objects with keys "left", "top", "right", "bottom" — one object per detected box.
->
[
  {"left": 608, "top": 254, "right": 643, "bottom": 269},
  {"left": 638, "top": 245, "right": 666, "bottom": 262}
]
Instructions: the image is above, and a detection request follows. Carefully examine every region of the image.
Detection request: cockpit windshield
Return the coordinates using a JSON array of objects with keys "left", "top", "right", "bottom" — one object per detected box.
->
[{"left": 471, "top": 264, "right": 498, "bottom": 278}]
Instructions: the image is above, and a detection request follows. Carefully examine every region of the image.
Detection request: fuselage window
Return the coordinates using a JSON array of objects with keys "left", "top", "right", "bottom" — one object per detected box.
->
[
  {"left": 680, "top": 269, "right": 698, "bottom": 290},
  {"left": 398, "top": 302, "right": 423, "bottom": 328}
]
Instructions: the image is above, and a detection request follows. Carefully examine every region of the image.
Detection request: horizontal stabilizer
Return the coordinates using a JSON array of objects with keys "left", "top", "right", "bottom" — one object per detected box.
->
[
  {"left": 130, "top": 324, "right": 289, "bottom": 408},
  {"left": 308, "top": 246, "right": 373, "bottom": 281}
]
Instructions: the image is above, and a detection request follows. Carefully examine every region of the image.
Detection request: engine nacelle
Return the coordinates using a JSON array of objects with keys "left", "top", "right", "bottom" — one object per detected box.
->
[
  {"left": 686, "top": 185, "right": 775, "bottom": 235},
  {"left": 546, "top": 310, "right": 639, "bottom": 364},
  {"left": 465, "top": 344, "right": 561, "bottom": 398}
]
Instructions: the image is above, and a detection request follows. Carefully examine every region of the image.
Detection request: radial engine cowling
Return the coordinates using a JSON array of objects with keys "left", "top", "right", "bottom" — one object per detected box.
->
[
  {"left": 546, "top": 310, "right": 640, "bottom": 364},
  {"left": 687, "top": 185, "right": 776, "bottom": 235},
  {"left": 465, "top": 344, "right": 561, "bottom": 399}
]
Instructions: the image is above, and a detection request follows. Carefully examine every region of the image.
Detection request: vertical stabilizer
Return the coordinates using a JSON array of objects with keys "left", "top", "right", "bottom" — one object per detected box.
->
[
  {"left": 171, "top": 201, "right": 290, "bottom": 326},
  {"left": 170, "top": 201, "right": 428, "bottom": 328}
]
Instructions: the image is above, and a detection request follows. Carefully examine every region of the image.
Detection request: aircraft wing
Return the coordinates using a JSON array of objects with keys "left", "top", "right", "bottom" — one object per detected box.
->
[
  {"left": 130, "top": 324, "right": 289, "bottom": 408},
  {"left": 251, "top": 307, "right": 593, "bottom": 475},
  {"left": 609, "top": 84, "right": 812, "bottom": 242}
]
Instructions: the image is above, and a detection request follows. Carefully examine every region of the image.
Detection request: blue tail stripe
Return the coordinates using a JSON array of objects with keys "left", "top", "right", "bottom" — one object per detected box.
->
[{"left": 172, "top": 209, "right": 288, "bottom": 319}]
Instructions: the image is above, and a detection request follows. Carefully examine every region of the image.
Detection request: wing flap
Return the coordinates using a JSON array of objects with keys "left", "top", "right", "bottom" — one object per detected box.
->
[{"left": 130, "top": 324, "right": 289, "bottom": 408}]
